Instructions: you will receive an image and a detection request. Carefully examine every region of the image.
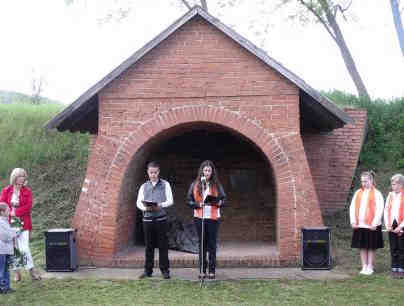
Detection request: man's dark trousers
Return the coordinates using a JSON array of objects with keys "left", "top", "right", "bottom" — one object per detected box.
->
[
  {"left": 389, "top": 220, "right": 404, "bottom": 270},
  {"left": 143, "top": 218, "right": 169, "bottom": 275}
]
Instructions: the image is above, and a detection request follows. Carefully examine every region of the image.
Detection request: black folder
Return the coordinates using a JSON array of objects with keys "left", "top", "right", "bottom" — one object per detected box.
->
[
  {"left": 204, "top": 195, "right": 220, "bottom": 205},
  {"left": 142, "top": 200, "right": 158, "bottom": 207}
]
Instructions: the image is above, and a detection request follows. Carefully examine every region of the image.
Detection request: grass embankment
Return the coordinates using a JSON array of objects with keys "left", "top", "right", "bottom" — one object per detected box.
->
[
  {"left": 327, "top": 91, "right": 404, "bottom": 195},
  {"left": 1, "top": 94, "right": 404, "bottom": 305},
  {"left": 0, "top": 103, "right": 89, "bottom": 269}
]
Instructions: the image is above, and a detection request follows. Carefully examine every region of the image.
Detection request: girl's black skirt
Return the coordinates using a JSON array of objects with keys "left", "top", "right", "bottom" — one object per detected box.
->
[{"left": 351, "top": 225, "right": 384, "bottom": 249}]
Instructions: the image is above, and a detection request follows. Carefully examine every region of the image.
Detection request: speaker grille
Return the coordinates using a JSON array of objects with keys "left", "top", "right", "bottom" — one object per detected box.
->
[
  {"left": 46, "top": 247, "right": 72, "bottom": 270},
  {"left": 301, "top": 227, "right": 331, "bottom": 270},
  {"left": 45, "top": 230, "right": 77, "bottom": 272}
]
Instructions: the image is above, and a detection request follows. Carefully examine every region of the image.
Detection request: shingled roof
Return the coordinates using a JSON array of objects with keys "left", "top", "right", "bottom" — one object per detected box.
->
[{"left": 45, "top": 5, "right": 353, "bottom": 134}]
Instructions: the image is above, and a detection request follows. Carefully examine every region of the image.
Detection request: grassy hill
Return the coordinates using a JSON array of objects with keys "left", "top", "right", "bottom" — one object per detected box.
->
[
  {"left": 0, "top": 102, "right": 89, "bottom": 264},
  {"left": 0, "top": 90, "right": 61, "bottom": 105}
]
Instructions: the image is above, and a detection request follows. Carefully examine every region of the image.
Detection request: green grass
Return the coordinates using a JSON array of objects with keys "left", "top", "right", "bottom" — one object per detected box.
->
[
  {"left": 0, "top": 103, "right": 89, "bottom": 179},
  {"left": 3, "top": 275, "right": 404, "bottom": 306}
]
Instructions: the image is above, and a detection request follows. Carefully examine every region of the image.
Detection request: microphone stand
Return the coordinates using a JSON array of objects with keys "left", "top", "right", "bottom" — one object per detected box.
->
[{"left": 200, "top": 179, "right": 206, "bottom": 287}]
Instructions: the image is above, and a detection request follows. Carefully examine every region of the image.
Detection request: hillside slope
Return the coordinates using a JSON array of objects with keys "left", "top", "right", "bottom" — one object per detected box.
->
[{"left": 0, "top": 103, "right": 89, "bottom": 263}]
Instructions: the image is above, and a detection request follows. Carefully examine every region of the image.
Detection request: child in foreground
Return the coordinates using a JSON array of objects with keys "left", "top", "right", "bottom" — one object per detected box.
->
[{"left": 0, "top": 202, "right": 17, "bottom": 294}]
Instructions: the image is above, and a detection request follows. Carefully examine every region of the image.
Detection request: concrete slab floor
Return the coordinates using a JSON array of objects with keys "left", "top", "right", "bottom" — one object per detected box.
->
[{"left": 40, "top": 267, "right": 350, "bottom": 282}]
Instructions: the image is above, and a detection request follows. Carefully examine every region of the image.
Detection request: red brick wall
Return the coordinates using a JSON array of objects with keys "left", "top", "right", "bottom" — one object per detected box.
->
[
  {"left": 148, "top": 140, "right": 277, "bottom": 243},
  {"left": 302, "top": 108, "right": 367, "bottom": 215},
  {"left": 72, "top": 16, "right": 324, "bottom": 266}
]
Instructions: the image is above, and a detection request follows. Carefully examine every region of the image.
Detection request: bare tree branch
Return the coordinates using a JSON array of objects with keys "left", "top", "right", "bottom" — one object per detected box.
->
[
  {"left": 298, "top": 0, "right": 337, "bottom": 41},
  {"left": 343, "top": 0, "right": 353, "bottom": 12},
  {"left": 180, "top": 0, "right": 192, "bottom": 10},
  {"left": 201, "top": 0, "right": 208, "bottom": 11},
  {"left": 335, "top": 5, "right": 348, "bottom": 21},
  {"left": 294, "top": 1, "right": 369, "bottom": 97},
  {"left": 390, "top": 0, "right": 404, "bottom": 56},
  {"left": 31, "top": 72, "right": 46, "bottom": 105}
]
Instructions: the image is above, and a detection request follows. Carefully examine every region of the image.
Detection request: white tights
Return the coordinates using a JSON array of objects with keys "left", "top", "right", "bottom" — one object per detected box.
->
[{"left": 14, "top": 230, "right": 34, "bottom": 270}]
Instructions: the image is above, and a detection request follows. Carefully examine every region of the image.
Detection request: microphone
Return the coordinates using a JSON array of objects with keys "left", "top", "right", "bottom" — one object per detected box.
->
[{"left": 201, "top": 175, "right": 206, "bottom": 186}]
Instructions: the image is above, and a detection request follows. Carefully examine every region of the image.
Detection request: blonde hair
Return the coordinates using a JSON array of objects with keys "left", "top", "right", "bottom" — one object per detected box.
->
[
  {"left": 10, "top": 168, "right": 28, "bottom": 186},
  {"left": 391, "top": 174, "right": 404, "bottom": 186},
  {"left": 361, "top": 170, "right": 376, "bottom": 186},
  {"left": 0, "top": 202, "right": 9, "bottom": 216}
]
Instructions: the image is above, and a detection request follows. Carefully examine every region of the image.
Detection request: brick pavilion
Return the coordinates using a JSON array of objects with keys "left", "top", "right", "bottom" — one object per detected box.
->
[{"left": 46, "top": 6, "right": 367, "bottom": 267}]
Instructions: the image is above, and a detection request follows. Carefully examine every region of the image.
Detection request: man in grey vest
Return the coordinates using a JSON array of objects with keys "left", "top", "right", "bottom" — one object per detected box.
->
[{"left": 136, "top": 161, "right": 173, "bottom": 279}]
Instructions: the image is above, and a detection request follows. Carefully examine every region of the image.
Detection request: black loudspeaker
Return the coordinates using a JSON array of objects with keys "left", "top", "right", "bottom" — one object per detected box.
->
[
  {"left": 301, "top": 227, "right": 331, "bottom": 270},
  {"left": 45, "top": 229, "right": 77, "bottom": 272}
]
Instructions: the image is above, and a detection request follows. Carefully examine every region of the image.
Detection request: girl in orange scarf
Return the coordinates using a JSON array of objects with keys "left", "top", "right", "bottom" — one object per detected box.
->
[
  {"left": 384, "top": 174, "right": 404, "bottom": 278},
  {"left": 186, "top": 160, "right": 226, "bottom": 280},
  {"left": 349, "top": 171, "right": 384, "bottom": 275}
]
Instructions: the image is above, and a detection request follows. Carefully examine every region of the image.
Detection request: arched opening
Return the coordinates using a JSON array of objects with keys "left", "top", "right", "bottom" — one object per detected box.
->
[{"left": 118, "top": 122, "right": 276, "bottom": 257}]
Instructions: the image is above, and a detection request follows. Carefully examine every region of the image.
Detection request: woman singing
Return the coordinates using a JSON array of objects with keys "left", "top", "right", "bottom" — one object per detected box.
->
[{"left": 187, "top": 160, "right": 226, "bottom": 279}]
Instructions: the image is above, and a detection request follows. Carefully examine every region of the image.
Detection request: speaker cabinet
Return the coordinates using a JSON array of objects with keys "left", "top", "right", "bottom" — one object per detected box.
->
[
  {"left": 301, "top": 227, "right": 331, "bottom": 270},
  {"left": 45, "top": 229, "right": 77, "bottom": 272}
]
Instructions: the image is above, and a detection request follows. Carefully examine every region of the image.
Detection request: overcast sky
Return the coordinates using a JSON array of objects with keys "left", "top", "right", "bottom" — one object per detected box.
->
[{"left": 0, "top": 0, "right": 403, "bottom": 104}]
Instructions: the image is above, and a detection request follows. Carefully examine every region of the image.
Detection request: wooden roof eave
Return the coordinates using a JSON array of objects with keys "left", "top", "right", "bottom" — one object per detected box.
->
[{"left": 44, "top": 95, "right": 98, "bottom": 133}]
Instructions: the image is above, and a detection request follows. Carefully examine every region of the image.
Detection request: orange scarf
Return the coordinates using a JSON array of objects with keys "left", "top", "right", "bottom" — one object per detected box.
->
[
  {"left": 386, "top": 190, "right": 404, "bottom": 229},
  {"left": 354, "top": 187, "right": 376, "bottom": 226},
  {"left": 193, "top": 181, "right": 219, "bottom": 220}
]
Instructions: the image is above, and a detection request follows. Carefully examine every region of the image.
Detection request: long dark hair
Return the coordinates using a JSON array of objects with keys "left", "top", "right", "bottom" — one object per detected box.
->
[{"left": 195, "top": 160, "right": 221, "bottom": 191}]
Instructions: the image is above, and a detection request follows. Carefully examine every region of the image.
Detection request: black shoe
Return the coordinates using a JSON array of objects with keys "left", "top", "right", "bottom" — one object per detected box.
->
[
  {"left": 198, "top": 273, "right": 207, "bottom": 279},
  {"left": 138, "top": 272, "right": 152, "bottom": 279},
  {"left": 0, "top": 288, "right": 15, "bottom": 294},
  {"left": 162, "top": 271, "right": 171, "bottom": 279}
]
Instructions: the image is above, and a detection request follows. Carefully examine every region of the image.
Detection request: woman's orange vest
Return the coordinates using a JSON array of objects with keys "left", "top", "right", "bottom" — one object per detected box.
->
[
  {"left": 385, "top": 191, "right": 404, "bottom": 229},
  {"left": 354, "top": 187, "right": 376, "bottom": 226},
  {"left": 193, "top": 182, "right": 219, "bottom": 220}
]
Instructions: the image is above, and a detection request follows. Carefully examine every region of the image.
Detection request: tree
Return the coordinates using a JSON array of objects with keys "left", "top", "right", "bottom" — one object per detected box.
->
[
  {"left": 179, "top": 0, "right": 369, "bottom": 98},
  {"left": 31, "top": 71, "right": 46, "bottom": 105},
  {"left": 286, "top": 0, "right": 369, "bottom": 98},
  {"left": 66, "top": 0, "right": 370, "bottom": 98},
  {"left": 180, "top": 0, "right": 207, "bottom": 11},
  {"left": 65, "top": 0, "right": 133, "bottom": 24},
  {"left": 390, "top": 0, "right": 404, "bottom": 57}
]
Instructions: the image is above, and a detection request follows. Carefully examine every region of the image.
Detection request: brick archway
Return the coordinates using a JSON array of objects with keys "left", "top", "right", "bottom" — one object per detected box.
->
[
  {"left": 109, "top": 106, "right": 294, "bottom": 250},
  {"left": 74, "top": 105, "right": 323, "bottom": 266}
]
